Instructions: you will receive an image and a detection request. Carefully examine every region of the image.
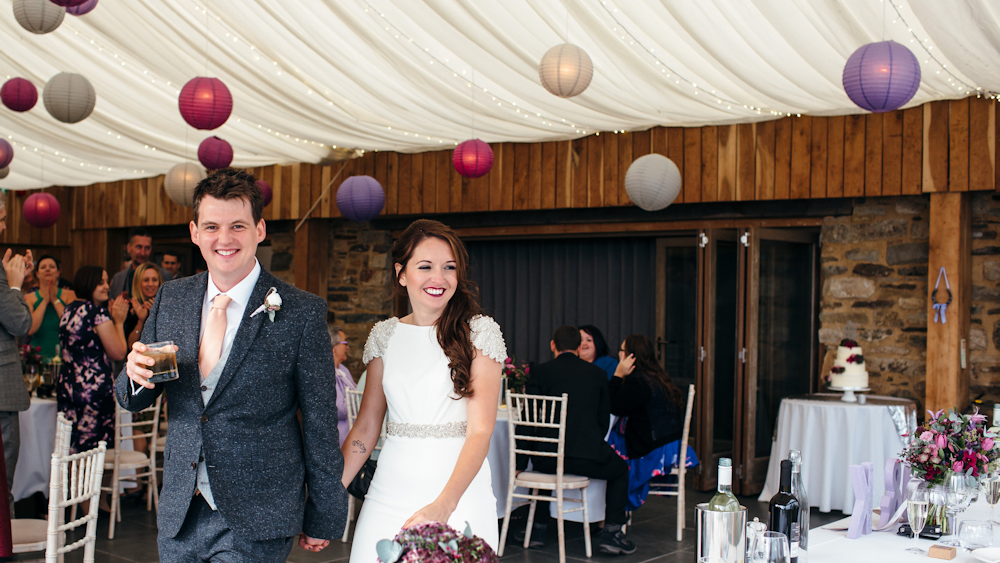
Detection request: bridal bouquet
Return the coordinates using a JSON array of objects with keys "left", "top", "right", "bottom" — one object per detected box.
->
[
  {"left": 377, "top": 522, "right": 498, "bottom": 563},
  {"left": 900, "top": 408, "right": 999, "bottom": 486}
]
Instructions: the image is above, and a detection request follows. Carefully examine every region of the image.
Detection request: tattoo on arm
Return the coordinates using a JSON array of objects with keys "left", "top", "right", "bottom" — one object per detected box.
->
[{"left": 352, "top": 440, "right": 367, "bottom": 454}]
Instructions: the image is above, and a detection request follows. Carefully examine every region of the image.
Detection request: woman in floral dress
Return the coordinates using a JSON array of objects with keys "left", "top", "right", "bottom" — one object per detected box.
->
[{"left": 58, "top": 266, "right": 129, "bottom": 453}]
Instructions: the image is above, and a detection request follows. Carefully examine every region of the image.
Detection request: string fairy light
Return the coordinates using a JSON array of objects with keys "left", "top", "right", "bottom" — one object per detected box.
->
[{"left": 1, "top": 134, "right": 148, "bottom": 175}]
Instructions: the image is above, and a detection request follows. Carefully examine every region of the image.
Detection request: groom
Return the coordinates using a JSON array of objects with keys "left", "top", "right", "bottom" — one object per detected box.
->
[{"left": 116, "top": 169, "right": 347, "bottom": 561}]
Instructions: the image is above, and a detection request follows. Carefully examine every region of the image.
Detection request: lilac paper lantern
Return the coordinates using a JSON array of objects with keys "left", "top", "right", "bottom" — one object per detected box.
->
[
  {"left": 452, "top": 139, "right": 493, "bottom": 178},
  {"left": 1, "top": 78, "right": 38, "bottom": 112},
  {"left": 23, "top": 192, "right": 60, "bottom": 228},
  {"left": 48, "top": 0, "right": 87, "bottom": 6},
  {"left": 0, "top": 139, "right": 12, "bottom": 169},
  {"left": 66, "top": 0, "right": 97, "bottom": 15},
  {"left": 197, "top": 136, "right": 233, "bottom": 170},
  {"left": 255, "top": 180, "right": 272, "bottom": 207},
  {"left": 336, "top": 175, "right": 384, "bottom": 222},
  {"left": 842, "top": 40, "right": 920, "bottom": 113}
]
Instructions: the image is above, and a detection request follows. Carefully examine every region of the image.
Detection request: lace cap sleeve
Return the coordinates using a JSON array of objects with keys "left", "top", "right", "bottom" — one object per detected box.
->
[
  {"left": 469, "top": 315, "right": 507, "bottom": 364},
  {"left": 363, "top": 317, "right": 399, "bottom": 365}
]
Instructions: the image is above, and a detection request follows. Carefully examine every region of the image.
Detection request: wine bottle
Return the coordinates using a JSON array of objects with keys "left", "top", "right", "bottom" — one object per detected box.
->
[
  {"left": 769, "top": 459, "right": 800, "bottom": 563},
  {"left": 708, "top": 458, "right": 741, "bottom": 512},
  {"left": 789, "top": 450, "right": 809, "bottom": 563}
]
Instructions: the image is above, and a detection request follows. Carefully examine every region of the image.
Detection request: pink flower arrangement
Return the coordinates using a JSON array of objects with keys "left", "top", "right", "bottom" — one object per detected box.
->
[
  {"left": 900, "top": 408, "right": 999, "bottom": 485},
  {"left": 377, "top": 522, "right": 498, "bottom": 563},
  {"left": 502, "top": 357, "right": 530, "bottom": 394}
]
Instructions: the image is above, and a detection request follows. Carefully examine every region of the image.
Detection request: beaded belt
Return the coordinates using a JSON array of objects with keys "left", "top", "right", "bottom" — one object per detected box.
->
[{"left": 386, "top": 421, "right": 467, "bottom": 438}]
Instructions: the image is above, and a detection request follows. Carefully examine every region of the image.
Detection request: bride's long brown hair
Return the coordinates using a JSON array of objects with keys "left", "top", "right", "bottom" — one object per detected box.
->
[{"left": 392, "top": 219, "right": 482, "bottom": 398}]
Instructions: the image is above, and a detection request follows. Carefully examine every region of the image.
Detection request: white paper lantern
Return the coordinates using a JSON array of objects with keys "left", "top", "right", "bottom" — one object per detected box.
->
[
  {"left": 164, "top": 163, "right": 206, "bottom": 207},
  {"left": 538, "top": 44, "right": 594, "bottom": 98},
  {"left": 0, "top": 167, "right": 8, "bottom": 179},
  {"left": 13, "top": 0, "right": 65, "bottom": 34},
  {"left": 625, "top": 154, "right": 682, "bottom": 211},
  {"left": 43, "top": 73, "right": 96, "bottom": 124}
]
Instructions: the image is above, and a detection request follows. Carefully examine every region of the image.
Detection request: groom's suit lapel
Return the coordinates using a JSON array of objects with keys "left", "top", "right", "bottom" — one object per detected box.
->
[
  {"left": 205, "top": 271, "right": 271, "bottom": 408},
  {"left": 181, "top": 274, "right": 208, "bottom": 398}
]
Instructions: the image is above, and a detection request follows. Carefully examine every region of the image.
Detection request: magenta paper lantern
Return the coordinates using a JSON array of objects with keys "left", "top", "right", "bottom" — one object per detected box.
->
[
  {"left": 336, "top": 175, "right": 384, "bottom": 222},
  {"left": 1, "top": 78, "right": 38, "bottom": 112},
  {"left": 843, "top": 40, "right": 920, "bottom": 113},
  {"left": 48, "top": 0, "right": 87, "bottom": 6},
  {"left": 178, "top": 77, "right": 232, "bottom": 130},
  {"left": 0, "top": 139, "right": 13, "bottom": 169},
  {"left": 198, "top": 136, "right": 233, "bottom": 170},
  {"left": 66, "top": 0, "right": 96, "bottom": 15},
  {"left": 23, "top": 192, "right": 60, "bottom": 228},
  {"left": 452, "top": 139, "right": 494, "bottom": 178},
  {"left": 256, "top": 179, "right": 272, "bottom": 207}
]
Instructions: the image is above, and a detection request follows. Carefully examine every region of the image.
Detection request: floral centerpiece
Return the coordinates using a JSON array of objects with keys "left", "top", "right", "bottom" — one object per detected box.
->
[
  {"left": 502, "top": 357, "right": 530, "bottom": 394},
  {"left": 377, "top": 522, "right": 498, "bottom": 563},
  {"left": 20, "top": 344, "right": 42, "bottom": 372}
]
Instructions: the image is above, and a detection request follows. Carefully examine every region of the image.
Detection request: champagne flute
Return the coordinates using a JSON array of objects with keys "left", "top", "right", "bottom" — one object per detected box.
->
[
  {"left": 984, "top": 477, "right": 1000, "bottom": 525},
  {"left": 906, "top": 487, "right": 930, "bottom": 554}
]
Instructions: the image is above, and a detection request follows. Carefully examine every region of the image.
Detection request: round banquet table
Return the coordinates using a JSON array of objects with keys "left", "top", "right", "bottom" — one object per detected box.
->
[{"left": 757, "top": 393, "right": 917, "bottom": 514}]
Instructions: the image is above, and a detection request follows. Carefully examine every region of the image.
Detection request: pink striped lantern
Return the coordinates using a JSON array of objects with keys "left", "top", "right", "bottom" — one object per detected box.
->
[
  {"left": 256, "top": 180, "right": 272, "bottom": 207},
  {"left": 1, "top": 78, "right": 38, "bottom": 112},
  {"left": 66, "top": 0, "right": 97, "bottom": 15},
  {"left": 452, "top": 139, "right": 493, "bottom": 178},
  {"left": 197, "top": 136, "right": 233, "bottom": 170},
  {"left": 178, "top": 77, "right": 232, "bottom": 130},
  {"left": 0, "top": 139, "right": 13, "bottom": 169},
  {"left": 23, "top": 192, "right": 60, "bottom": 228}
]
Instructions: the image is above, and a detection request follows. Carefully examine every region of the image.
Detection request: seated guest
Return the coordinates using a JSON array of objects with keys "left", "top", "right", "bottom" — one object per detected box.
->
[
  {"left": 515, "top": 325, "right": 635, "bottom": 555},
  {"left": 25, "top": 255, "right": 76, "bottom": 363},
  {"left": 578, "top": 325, "right": 618, "bottom": 380},
  {"left": 608, "top": 333, "right": 690, "bottom": 511},
  {"left": 329, "top": 325, "right": 356, "bottom": 447}
]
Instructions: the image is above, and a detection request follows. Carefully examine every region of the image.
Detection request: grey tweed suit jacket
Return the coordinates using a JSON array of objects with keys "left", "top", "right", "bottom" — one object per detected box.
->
[
  {"left": 0, "top": 266, "right": 31, "bottom": 413},
  {"left": 114, "top": 269, "right": 348, "bottom": 541}
]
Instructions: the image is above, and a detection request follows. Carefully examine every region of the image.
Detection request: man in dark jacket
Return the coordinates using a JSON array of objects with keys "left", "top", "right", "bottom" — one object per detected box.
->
[{"left": 514, "top": 325, "right": 634, "bottom": 555}]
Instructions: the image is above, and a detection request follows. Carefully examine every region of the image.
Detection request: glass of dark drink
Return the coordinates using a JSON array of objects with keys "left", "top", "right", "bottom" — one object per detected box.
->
[{"left": 145, "top": 341, "right": 179, "bottom": 384}]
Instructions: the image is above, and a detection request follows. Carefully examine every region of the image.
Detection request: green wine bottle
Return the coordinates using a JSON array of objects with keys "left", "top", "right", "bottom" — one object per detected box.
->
[{"left": 708, "top": 458, "right": 741, "bottom": 512}]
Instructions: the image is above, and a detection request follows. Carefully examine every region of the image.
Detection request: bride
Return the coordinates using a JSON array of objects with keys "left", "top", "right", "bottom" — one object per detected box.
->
[{"left": 342, "top": 219, "right": 505, "bottom": 563}]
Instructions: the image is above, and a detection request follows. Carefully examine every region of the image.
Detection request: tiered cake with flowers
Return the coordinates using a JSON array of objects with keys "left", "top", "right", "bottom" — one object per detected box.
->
[{"left": 828, "top": 339, "right": 868, "bottom": 388}]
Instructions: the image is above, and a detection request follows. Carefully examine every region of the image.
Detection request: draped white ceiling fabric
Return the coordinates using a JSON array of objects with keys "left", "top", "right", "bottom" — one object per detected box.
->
[{"left": 0, "top": 0, "right": 996, "bottom": 190}]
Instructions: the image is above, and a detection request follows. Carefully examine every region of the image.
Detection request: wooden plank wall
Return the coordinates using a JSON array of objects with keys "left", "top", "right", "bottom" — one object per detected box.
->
[{"left": 1, "top": 97, "right": 996, "bottom": 241}]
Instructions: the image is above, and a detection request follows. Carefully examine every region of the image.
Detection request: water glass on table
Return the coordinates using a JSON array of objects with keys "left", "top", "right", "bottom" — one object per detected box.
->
[
  {"left": 958, "top": 520, "right": 993, "bottom": 551},
  {"left": 750, "top": 531, "right": 790, "bottom": 563},
  {"left": 941, "top": 474, "right": 973, "bottom": 547},
  {"left": 905, "top": 486, "right": 930, "bottom": 555}
]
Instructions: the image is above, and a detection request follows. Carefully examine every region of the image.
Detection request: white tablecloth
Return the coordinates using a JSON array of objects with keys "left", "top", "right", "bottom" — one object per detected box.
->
[
  {"left": 488, "top": 407, "right": 607, "bottom": 521},
  {"left": 757, "top": 395, "right": 915, "bottom": 514}
]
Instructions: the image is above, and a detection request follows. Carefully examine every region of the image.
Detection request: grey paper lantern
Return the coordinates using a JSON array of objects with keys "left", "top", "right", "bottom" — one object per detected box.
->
[
  {"left": 624, "top": 154, "right": 681, "bottom": 211},
  {"left": 538, "top": 44, "right": 594, "bottom": 98},
  {"left": 0, "top": 167, "right": 8, "bottom": 179},
  {"left": 13, "top": 0, "right": 65, "bottom": 34},
  {"left": 43, "top": 73, "right": 96, "bottom": 123},
  {"left": 164, "top": 163, "right": 206, "bottom": 207}
]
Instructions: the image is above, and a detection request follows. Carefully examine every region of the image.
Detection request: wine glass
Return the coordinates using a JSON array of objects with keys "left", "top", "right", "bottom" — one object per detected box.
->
[
  {"left": 958, "top": 520, "right": 993, "bottom": 551},
  {"left": 941, "top": 474, "right": 974, "bottom": 546},
  {"left": 983, "top": 477, "right": 1000, "bottom": 525},
  {"left": 752, "top": 531, "right": 790, "bottom": 563},
  {"left": 906, "top": 486, "right": 930, "bottom": 554}
]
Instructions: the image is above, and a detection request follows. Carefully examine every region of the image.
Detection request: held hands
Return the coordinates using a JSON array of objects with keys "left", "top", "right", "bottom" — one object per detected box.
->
[
  {"left": 126, "top": 341, "right": 176, "bottom": 390},
  {"left": 614, "top": 353, "right": 636, "bottom": 378},
  {"left": 403, "top": 499, "right": 454, "bottom": 529},
  {"left": 298, "top": 534, "right": 330, "bottom": 552}
]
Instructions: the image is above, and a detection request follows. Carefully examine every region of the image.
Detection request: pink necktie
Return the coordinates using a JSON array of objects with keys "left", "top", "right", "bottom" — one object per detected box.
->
[{"left": 199, "top": 294, "right": 232, "bottom": 379}]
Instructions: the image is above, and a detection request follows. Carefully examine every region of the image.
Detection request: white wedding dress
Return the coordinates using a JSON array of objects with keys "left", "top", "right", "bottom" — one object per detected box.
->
[{"left": 349, "top": 315, "right": 506, "bottom": 563}]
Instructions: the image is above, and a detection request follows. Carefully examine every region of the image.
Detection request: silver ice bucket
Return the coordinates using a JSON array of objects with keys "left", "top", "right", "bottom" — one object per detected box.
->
[{"left": 696, "top": 503, "right": 747, "bottom": 563}]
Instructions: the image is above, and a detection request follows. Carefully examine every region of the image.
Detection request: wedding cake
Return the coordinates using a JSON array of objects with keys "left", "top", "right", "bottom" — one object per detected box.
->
[{"left": 829, "top": 339, "right": 868, "bottom": 388}]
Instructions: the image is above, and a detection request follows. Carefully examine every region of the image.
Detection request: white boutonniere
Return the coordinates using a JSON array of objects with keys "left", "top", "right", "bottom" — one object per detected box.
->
[{"left": 250, "top": 287, "right": 281, "bottom": 322}]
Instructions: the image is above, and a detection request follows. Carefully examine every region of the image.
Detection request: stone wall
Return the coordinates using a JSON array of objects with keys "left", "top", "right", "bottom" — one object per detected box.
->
[
  {"left": 970, "top": 193, "right": 1000, "bottom": 405},
  {"left": 819, "top": 196, "right": 930, "bottom": 409},
  {"left": 326, "top": 223, "right": 394, "bottom": 378}
]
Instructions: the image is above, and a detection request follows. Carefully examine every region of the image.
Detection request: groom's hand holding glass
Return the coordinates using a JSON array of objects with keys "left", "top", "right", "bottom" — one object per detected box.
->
[{"left": 125, "top": 341, "right": 179, "bottom": 392}]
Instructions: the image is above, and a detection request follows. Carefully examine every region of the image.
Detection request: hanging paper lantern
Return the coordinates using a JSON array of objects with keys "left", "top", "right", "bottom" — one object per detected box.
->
[
  {"left": 23, "top": 192, "right": 60, "bottom": 228},
  {"left": 538, "top": 44, "right": 594, "bottom": 98},
  {"left": 43, "top": 73, "right": 96, "bottom": 123},
  {"left": 66, "top": 0, "right": 97, "bottom": 15},
  {"left": 336, "top": 175, "right": 384, "bottom": 222},
  {"left": 13, "top": 0, "right": 65, "bottom": 34},
  {"left": 178, "top": 77, "right": 232, "bottom": 130},
  {"left": 843, "top": 40, "right": 920, "bottom": 113},
  {"left": 164, "top": 163, "right": 206, "bottom": 207},
  {"left": 197, "top": 136, "right": 233, "bottom": 170},
  {"left": 452, "top": 139, "right": 494, "bottom": 178},
  {"left": 624, "top": 154, "right": 682, "bottom": 212},
  {"left": 48, "top": 0, "right": 87, "bottom": 6},
  {"left": 256, "top": 179, "right": 272, "bottom": 207},
  {"left": 0, "top": 168, "right": 9, "bottom": 179},
  {"left": 1, "top": 78, "right": 38, "bottom": 112},
  {"left": 0, "top": 140, "right": 13, "bottom": 169}
]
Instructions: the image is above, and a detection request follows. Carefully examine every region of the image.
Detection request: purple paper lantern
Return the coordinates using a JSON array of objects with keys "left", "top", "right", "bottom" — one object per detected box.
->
[
  {"left": 23, "top": 192, "right": 60, "bottom": 228},
  {"left": 198, "top": 136, "right": 233, "bottom": 170},
  {"left": 66, "top": 0, "right": 97, "bottom": 15},
  {"left": 336, "top": 175, "right": 385, "bottom": 222},
  {"left": 256, "top": 179, "right": 272, "bottom": 207},
  {"left": 0, "top": 139, "right": 13, "bottom": 169},
  {"left": 842, "top": 40, "right": 920, "bottom": 113},
  {"left": 48, "top": 0, "right": 88, "bottom": 6},
  {"left": 452, "top": 139, "right": 494, "bottom": 178},
  {"left": 178, "top": 77, "right": 232, "bottom": 130},
  {"left": 1, "top": 78, "right": 38, "bottom": 112}
]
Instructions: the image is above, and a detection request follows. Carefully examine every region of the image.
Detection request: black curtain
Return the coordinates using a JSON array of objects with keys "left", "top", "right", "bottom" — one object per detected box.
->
[{"left": 466, "top": 237, "right": 656, "bottom": 366}]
